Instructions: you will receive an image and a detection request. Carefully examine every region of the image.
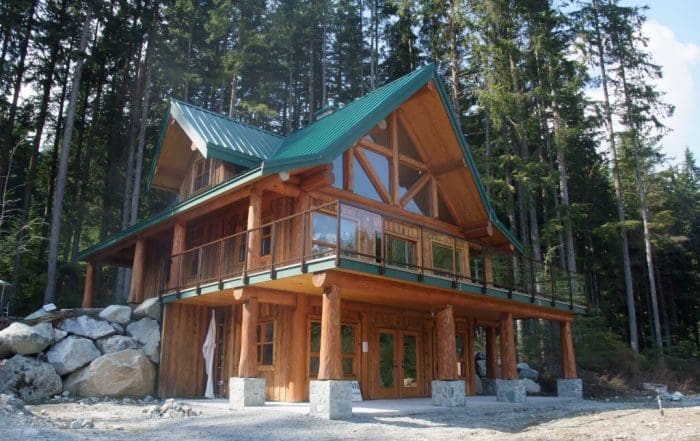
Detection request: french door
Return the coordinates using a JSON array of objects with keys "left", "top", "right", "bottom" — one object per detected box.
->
[{"left": 375, "top": 328, "right": 421, "bottom": 398}]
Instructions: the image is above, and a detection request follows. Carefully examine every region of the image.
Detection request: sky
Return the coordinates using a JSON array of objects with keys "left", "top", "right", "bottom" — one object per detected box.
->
[{"left": 625, "top": 0, "right": 700, "bottom": 165}]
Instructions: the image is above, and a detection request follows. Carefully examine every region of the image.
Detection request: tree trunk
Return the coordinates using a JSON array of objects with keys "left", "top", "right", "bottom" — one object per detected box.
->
[
  {"left": 592, "top": 2, "right": 639, "bottom": 352},
  {"left": 44, "top": 9, "right": 92, "bottom": 304}
]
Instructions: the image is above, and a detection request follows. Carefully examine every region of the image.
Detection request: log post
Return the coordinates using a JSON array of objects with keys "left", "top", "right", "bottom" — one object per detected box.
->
[
  {"left": 485, "top": 326, "right": 498, "bottom": 379},
  {"left": 168, "top": 222, "right": 185, "bottom": 289},
  {"left": 318, "top": 284, "right": 342, "bottom": 380},
  {"left": 499, "top": 312, "right": 518, "bottom": 379},
  {"left": 466, "top": 318, "right": 477, "bottom": 395},
  {"left": 246, "top": 187, "right": 262, "bottom": 271},
  {"left": 289, "top": 293, "right": 308, "bottom": 400},
  {"left": 485, "top": 255, "right": 494, "bottom": 287},
  {"left": 128, "top": 238, "right": 146, "bottom": 304},
  {"left": 560, "top": 320, "right": 577, "bottom": 379},
  {"left": 292, "top": 192, "right": 310, "bottom": 262},
  {"left": 435, "top": 304, "right": 458, "bottom": 380},
  {"left": 238, "top": 297, "right": 259, "bottom": 378},
  {"left": 82, "top": 261, "right": 95, "bottom": 308}
]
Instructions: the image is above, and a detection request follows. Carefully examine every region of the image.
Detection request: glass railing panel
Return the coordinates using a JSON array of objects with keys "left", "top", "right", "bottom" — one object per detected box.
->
[
  {"left": 220, "top": 234, "right": 245, "bottom": 279},
  {"left": 340, "top": 203, "right": 382, "bottom": 262},
  {"left": 271, "top": 216, "right": 298, "bottom": 267}
]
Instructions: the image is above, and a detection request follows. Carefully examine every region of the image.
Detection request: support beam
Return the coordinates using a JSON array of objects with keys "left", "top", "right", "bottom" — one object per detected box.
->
[
  {"left": 318, "top": 284, "right": 342, "bottom": 380},
  {"left": 435, "top": 304, "right": 458, "bottom": 380},
  {"left": 301, "top": 170, "right": 334, "bottom": 192},
  {"left": 82, "top": 262, "right": 95, "bottom": 308},
  {"left": 289, "top": 293, "right": 308, "bottom": 401},
  {"left": 128, "top": 238, "right": 146, "bottom": 304},
  {"left": 485, "top": 326, "right": 498, "bottom": 379},
  {"left": 233, "top": 287, "right": 296, "bottom": 306},
  {"left": 238, "top": 297, "right": 259, "bottom": 378},
  {"left": 168, "top": 222, "right": 186, "bottom": 289},
  {"left": 499, "top": 312, "right": 518, "bottom": 379},
  {"left": 463, "top": 222, "right": 494, "bottom": 239},
  {"left": 246, "top": 188, "right": 262, "bottom": 271},
  {"left": 560, "top": 320, "right": 577, "bottom": 379}
]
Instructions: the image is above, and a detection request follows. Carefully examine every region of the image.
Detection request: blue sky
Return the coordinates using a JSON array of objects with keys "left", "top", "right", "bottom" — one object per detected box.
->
[{"left": 626, "top": 0, "right": 700, "bottom": 165}]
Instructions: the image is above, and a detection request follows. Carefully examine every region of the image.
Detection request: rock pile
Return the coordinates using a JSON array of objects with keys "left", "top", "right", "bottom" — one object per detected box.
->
[
  {"left": 0, "top": 299, "right": 161, "bottom": 401},
  {"left": 472, "top": 354, "right": 543, "bottom": 396},
  {"left": 143, "top": 398, "right": 201, "bottom": 419}
]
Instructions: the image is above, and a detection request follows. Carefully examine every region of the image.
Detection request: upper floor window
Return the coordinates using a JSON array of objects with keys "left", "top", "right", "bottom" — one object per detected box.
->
[
  {"left": 386, "top": 235, "right": 417, "bottom": 269},
  {"left": 192, "top": 158, "right": 211, "bottom": 192}
]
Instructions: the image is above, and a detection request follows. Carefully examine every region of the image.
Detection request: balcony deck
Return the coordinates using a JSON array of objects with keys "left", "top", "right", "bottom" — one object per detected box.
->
[{"left": 159, "top": 201, "right": 588, "bottom": 315}]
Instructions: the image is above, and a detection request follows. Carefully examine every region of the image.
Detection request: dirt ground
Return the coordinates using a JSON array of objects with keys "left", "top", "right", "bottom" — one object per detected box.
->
[{"left": 2, "top": 396, "right": 700, "bottom": 441}]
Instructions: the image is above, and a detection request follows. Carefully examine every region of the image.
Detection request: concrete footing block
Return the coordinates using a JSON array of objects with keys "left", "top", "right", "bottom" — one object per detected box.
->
[
  {"left": 495, "top": 379, "right": 526, "bottom": 403},
  {"left": 309, "top": 380, "right": 352, "bottom": 419},
  {"left": 431, "top": 380, "right": 466, "bottom": 407},
  {"left": 229, "top": 377, "right": 265, "bottom": 409},
  {"left": 557, "top": 378, "right": 583, "bottom": 399}
]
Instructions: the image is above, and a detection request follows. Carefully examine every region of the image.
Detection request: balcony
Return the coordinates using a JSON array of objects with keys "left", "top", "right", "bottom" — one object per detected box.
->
[{"left": 161, "top": 201, "right": 588, "bottom": 314}]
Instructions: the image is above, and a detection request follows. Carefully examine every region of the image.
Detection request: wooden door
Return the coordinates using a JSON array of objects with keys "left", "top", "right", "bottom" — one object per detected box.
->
[{"left": 375, "top": 328, "right": 422, "bottom": 399}]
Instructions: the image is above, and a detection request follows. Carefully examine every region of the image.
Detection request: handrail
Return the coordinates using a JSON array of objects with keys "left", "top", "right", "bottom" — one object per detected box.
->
[{"left": 160, "top": 199, "right": 588, "bottom": 309}]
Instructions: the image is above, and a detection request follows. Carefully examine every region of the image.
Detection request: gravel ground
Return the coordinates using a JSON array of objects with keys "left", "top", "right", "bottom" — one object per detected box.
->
[{"left": 2, "top": 396, "right": 700, "bottom": 441}]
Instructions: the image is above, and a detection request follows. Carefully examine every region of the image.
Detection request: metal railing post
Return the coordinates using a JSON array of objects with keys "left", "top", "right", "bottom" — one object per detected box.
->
[
  {"left": 270, "top": 222, "right": 277, "bottom": 278},
  {"left": 335, "top": 201, "right": 341, "bottom": 265},
  {"left": 481, "top": 246, "right": 487, "bottom": 294},
  {"left": 301, "top": 211, "right": 308, "bottom": 272},
  {"left": 528, "top": 257, "right": 536, "bottom": 303}
]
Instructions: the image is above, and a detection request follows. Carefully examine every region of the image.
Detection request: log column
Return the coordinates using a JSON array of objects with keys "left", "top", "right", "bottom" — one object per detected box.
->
[
  {"left": 435, "top": 304, "right": 458, "bottom": 380},
  {"left": 485, "top": 326, "right": 498, "bottom": 379},
  {"left": 168, "top": 222, "right": 185, "bottom": 289},
  {"left": 246, "top": 188, "right": 262, "bottom": 271},
  {"left": 560, "top": 320, "right": 577, "bottom": 379},
  {"left": 238, "top": 297, "right": 259, "bottom": 378},
  {"left": 128, "top": 238, "right": 146, "bottom": 304},
  {"left": 289, "top": 293, "right": 308, "bottom": 401},
  {"left": 81, "top": 261, "right": 95, "bottom": 308},
  {"left": 499, "top": 312, "right": 518, "bottom": 379},
  {"left": 318, "top": 285, "right": 342, "bottom": 380}
]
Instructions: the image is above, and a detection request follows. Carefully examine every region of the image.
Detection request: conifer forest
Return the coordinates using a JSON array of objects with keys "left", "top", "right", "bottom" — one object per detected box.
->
[{"left": 0, "top": 0, "right": 698, "bottom": 375}]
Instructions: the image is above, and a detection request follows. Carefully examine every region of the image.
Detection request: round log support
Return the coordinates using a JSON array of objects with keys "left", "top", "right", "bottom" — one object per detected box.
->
[
  {"left": 238, "top": 297, "right": 259, "bottom": 378},
  {"left": 499, "top": 312, "right": 518, "bottom": 380},
  {"left": 318, "top": 284, "right": 342, "bottom": 380},
  {"left": 560, "top": 320, "right": 577, "bottom": 379},
  {"left": 435, "top": 304, "right": 458, "bottom": 380}
]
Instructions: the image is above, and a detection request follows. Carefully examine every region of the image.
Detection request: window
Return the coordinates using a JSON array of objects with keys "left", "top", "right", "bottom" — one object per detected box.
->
[
  {"left": 256, "top": 321, "right": 274, "bottom": 365},
  {"left": 432, "top": 242, "right": 454, "bottom": 273},
  {"left": 332, "top": 154, "right": 344, "bottom": 189},
  {"left": 311, "top": 212, "right": 337, "bottom": 256},
  {"left": 261, "top": 225, "right": 271, "bottom": 256},
  {"left": 470, "top": 247, "right": 485, "bottom": 282},
  {"left": 353, "top": 156, "right": 383, "bottom": 202},
  {"left": 386, "top": 235, "right": 417, "bottom": 269},
  {"left": 362, "top": 148, "right": 391, "bottom": 192},
  {"left": 309, "top": 322, "right": 357, "bottom": 377},
  {"left": 455, "top": 333, "right": 466, "bottom": 377},
  {"left": 404, "top": 181, "right": 431, "bottom": 217},
  {"left": 192, "top": 158, "right": 211, "bottom": 192}
]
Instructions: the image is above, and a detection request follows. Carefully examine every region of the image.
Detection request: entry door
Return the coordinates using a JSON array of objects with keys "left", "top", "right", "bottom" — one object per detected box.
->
[{"left": 376, "top": 329, "right": 421, "bottom": 398}]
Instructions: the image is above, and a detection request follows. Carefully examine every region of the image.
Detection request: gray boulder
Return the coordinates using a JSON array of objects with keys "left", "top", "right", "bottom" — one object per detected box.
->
[
  {"left": 0, "top": 355, "right": 62, "bottom": 402},
  {"left": 96, "top": 335, "right": 139, "bottom": 354},
  {"left": 133, "top": 298, "right": 160, "bottom": 321},
  {"left": 53, "top": 328, "right": 68, "bottom": 343},
  {"left": 473, "top": 375, "right": 483, "bottom": 395},
  {"left": 126, "top": 317, "right": 160, "bottom": 363},
  {"left": 111, "top": 323, "right": 124, "bottom": 334},
  {"left": 0, "top": 322, "right": 52, "bottom": 358},
  {"left": 475, "top": 351, "right": 486, "bottom": 361},
  {"left": 59, "top": 316, "right": 115, "bottom": 340},
  {"left": 476, "top": 359, "right": 487, "bottom": 377},
  {"left": 46, "top": 336, "right": 101, "bottom": 375},
  {"left": 517, "top": 362, "right": 539, "bottom": 381},
  {"left": 522, "top": 378, "right": 541, "bottom": 394},
  {"left": 99, "top": 305, "right": 132, "bottom": 324},
  {"left": 63, "top": 349, "right": 155, "bottom": 397}
]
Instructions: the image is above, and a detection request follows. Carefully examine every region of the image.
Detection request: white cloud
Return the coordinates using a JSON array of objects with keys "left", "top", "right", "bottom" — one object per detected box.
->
[{"left": 642, "top": 20, "right": 700, "bottom": 163}]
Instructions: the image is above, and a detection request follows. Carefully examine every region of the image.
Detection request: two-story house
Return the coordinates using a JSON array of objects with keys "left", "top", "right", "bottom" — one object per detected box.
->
[{"left": 79, "top": 65, "right": 585, "bottom": 417}]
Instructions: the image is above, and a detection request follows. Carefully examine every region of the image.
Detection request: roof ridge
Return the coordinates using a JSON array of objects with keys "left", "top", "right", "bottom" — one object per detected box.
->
[
  {"left": 170, "top": 98, "right": 284, "bottom": 139},
  {"left": 284, "top": 64, "right": 435, "bottom": 138}
]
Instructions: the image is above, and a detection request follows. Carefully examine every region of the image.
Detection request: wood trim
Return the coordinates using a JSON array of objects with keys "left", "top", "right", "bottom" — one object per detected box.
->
[
  {"left": 238, "top": 297, "right": 259, "bottom": 377},
  {"left": 463, "top": 222, "right": 494, "bottom": 239},
  {"left": 499, "top": 312, "right": 518, "bottom": 379},
  {"left": 430, "top": 178, "right": 438, "bottom": 218},
  {"left": 246, "top": 188, "right": 262, "bottom": 270},
  {"left": 128, "top": 238, "right": 146, "bottom": 304},
  {"left": 318, "top": 284, "right": 342, "bottom": 380},
  {"left": 82, "top": 262, "right": 95, "bottom": 308},
  {"left": 354, "top": 147, "right": 392, "bottom": 204},
  {"left": 301, "top": 170, "right": 334, "bottom": 192},
  {"left": 168, "top": 223, "right": 186, "bottom": 288},
  {"left": 358, "top": 139, "right": 392, "bottom": 157},
  {"left": 399, "top": 173, "right": 431, "bottom": 208},
  {"left": 397, "top": 109, "right": 429, "bottom": 165},
  {"left": 344, "top": 149, "right": 353, "bottom": 191},
  {"left": 289, "top": 293, "right": 308, "bottom": 401},
  {"left": 390, "top": 113, "right": 400, "bottom": 205},
  {"left": 560, "top": 321, "right": 577, "bottom": 379}
]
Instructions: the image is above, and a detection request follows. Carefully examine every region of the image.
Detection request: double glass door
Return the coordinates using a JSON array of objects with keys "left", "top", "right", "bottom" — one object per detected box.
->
[{"left": 376, "top": 328, "right": 421, "bottom": 398}]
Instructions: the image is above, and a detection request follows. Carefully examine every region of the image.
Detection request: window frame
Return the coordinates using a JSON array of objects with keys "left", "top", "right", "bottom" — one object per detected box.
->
[
  {"left": 307, "top": 320, "right": 359, "bottom": 379},
  {"left": 256, "top": 320, "right": 275, "bottom": 367},
  {"left": 192, "top": 157, "right": 212, "bottom": 193}
]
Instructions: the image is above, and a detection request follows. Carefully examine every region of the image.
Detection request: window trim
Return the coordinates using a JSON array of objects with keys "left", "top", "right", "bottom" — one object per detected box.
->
[
  {"left": 192, "top": 157, "right": 212, "bottom": 193},
  {"left": 256, "top": 320, "right": 275, "bottom": 367}
]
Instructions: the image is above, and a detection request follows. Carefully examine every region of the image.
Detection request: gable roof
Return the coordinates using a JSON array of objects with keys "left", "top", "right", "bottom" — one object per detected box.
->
[
  {"left": 145, "top": 65, "right": 522, "bottom": 252},
  {"left": 146, "top": 99, "right": 283, "bottom": 189}
]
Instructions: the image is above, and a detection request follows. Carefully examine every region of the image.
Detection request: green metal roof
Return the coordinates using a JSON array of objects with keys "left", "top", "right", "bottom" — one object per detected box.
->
[{"left": 263, "top": 65, "right": 435, "bottom": 172}]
